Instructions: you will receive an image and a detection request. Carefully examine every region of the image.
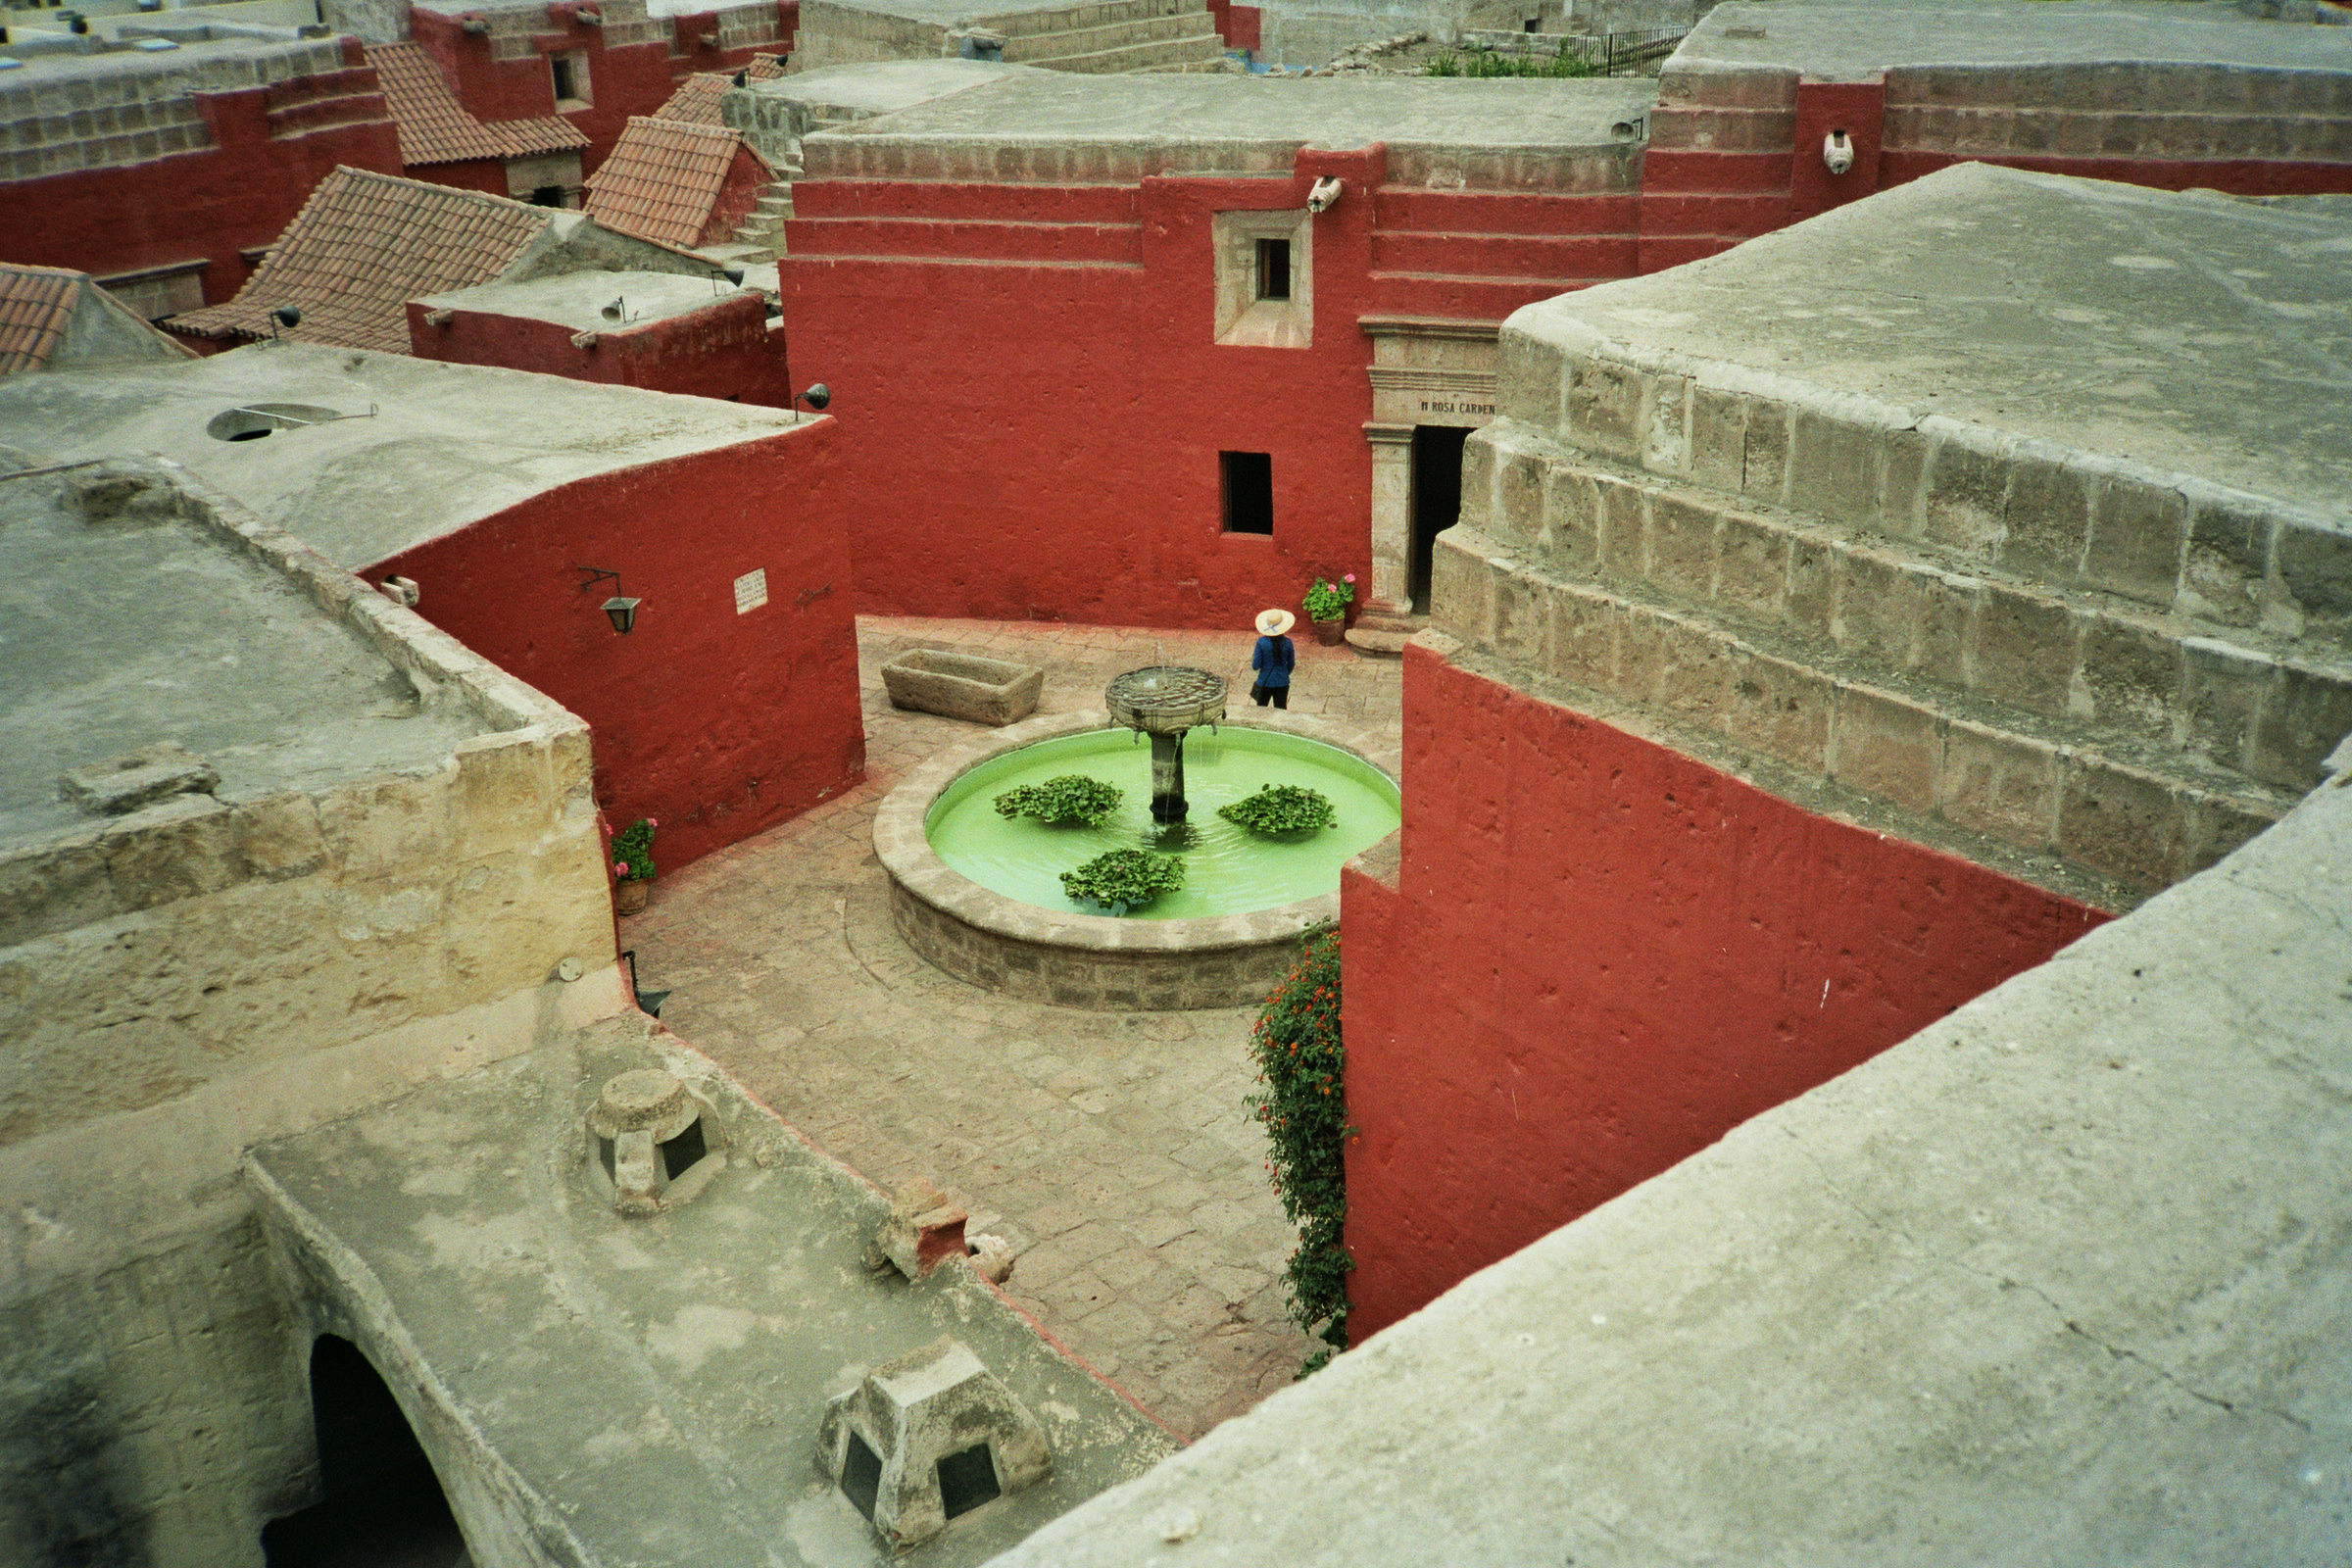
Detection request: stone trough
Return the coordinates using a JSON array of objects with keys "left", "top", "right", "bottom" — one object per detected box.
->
[{"left": 881, "top": 648, "right": 1046, "bottom": 726}]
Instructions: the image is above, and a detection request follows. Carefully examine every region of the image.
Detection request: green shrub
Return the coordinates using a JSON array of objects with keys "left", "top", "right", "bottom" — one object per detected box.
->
[
  {"left": 1218, "top": 784, "right": 1338, "bottom": 836},
  {"left": 1247, "top": 930, "right": 1350, "bottom": 1375},
  {"left": 1424, "top": 42, "right": 1595, "bottom": 77},
  {"left": 1060, "top": 848, "right": 1184, "bottom": 912},
  {"left": 994, "top": 774, "right": 1124, "bottom": 826},
  {"left": 610, "top": 817, "right": 657, "bottom": 883}
]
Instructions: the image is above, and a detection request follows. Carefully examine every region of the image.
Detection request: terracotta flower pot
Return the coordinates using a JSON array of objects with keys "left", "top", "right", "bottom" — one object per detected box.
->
[
  {"left": 1311, "top": 616, "right": 1346, "bottom": 647},
  {"left": 615, "top": 878, "right": 650, "bottom": 915}
]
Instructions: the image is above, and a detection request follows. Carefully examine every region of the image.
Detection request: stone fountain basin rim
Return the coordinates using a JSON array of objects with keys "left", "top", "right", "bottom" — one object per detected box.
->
[{"left": 873, "top": 707, "right": 1401, "bottom": 954}]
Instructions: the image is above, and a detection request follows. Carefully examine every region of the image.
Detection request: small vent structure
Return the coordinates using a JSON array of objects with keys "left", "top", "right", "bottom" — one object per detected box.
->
[
  {"left": 584, "top": 1067, "right": 726, "bottom": 1214},
  {"left": 814, "top": 1337, "right": 1051, "bottom": 1550}
]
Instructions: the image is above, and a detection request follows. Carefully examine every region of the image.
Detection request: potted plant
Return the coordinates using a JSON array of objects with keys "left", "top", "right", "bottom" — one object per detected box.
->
[
  {"left": 611, "top": 816, "right": 658, "bottom": 915},
  {"left": 1302, "top": 574, "right": 1356, "bottom": 646}
]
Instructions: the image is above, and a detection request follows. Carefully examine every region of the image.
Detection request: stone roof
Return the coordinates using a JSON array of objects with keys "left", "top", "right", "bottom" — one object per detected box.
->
[
  {"left": 0, "top": 264, "right": 79, "bottom": 374},
  {"left": 652, "top": 53, "right": 783, "bottom": 125},
  {"left": 582, "top": 116, "right": 765, "bottom": 250},
  {"left": 168, "top": 167, "right": 556, "bottom": 353},
  {"left": 367, "top": 40, "right": 588, "bottom": 166}
]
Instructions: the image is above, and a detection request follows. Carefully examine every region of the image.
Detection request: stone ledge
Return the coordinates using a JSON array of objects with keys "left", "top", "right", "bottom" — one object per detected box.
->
[
  {"left": 1434, "top": 527, "right": 2287, "bottom": 896},
  {"left": 1458, "top": 427, "right": 2352, "bottom": 792}
]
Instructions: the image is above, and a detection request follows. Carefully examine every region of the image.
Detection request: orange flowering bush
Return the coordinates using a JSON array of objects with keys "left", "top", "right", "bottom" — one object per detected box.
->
[{"left": 1246, "top": 929, "right": 1349, "bottom": 1375}]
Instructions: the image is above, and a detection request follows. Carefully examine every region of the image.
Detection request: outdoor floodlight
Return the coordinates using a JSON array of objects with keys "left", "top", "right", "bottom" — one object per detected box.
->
[
  {"left": 577, "top": 566, "right": 641, "bottom": 635},
  {"left": 797, "top": 383, "right": 831, "bottom": 411}
]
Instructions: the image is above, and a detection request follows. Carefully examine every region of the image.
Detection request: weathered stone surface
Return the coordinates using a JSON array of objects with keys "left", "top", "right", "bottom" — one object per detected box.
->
[
  {"left": 882, "top": 648, "right": 1046, "bottom": 726},
  {"left": 57, "top": 742, "right": 219, "bottom": 817}
]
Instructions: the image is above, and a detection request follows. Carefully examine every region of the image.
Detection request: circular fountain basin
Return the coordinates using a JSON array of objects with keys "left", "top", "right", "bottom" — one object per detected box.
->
[{"left": 875, "top": 710, "right": 1400, "bottom": 1010}]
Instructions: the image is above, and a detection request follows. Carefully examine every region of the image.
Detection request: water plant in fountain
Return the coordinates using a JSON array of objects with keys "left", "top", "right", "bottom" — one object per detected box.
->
[
  {"left": 1218, "top": 784, "right": 1337, "bottom": 838},
  {"left": 994, "top": 774, "right": 1122, "bottom": 826},
  {"left": 1061, "top": 847, "right": 1185, "bottom": 916}
]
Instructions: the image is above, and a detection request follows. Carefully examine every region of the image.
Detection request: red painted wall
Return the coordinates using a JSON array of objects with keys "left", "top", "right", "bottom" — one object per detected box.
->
[
  {"left": 407, "top": 291, "right": 792, "bottom": 404},
  {"left": 6, "top": 49, "right": 401, "bottom": 307},
  {"left": 1204, "top": 0, "right": 1258, "bottom": 52},
  {"left": 1341, "top": 645, "right": 2109, "bottom": 1340},
  {"left": 784, "top": 146, "right": 1389, "bottom": 629},
  {"left": 412, "top": 5, "right": 678, "bottom": 172},
  {"left": 366, "top": 420, "right": 863, "bottom": 869}
]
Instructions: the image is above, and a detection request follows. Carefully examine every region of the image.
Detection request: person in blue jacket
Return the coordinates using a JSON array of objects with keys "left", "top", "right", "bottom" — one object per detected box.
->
[{"left": 1250, "top": 608, "right": 1296, "bottom": 710}]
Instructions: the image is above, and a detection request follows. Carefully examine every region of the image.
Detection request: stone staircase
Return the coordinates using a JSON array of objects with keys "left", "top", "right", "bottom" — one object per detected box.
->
[
  {"left": 1435, "top": 359, "right": 2352, "bottom": 904},
  {"left": 984, "top": 0, "right": 1227, "bottom": 73},
  {"left": 726, "top": 172, "right": 796, "bottom": 258},
  {"left": 1347, "top": 605, "right": 1425, "bottom": 658}
]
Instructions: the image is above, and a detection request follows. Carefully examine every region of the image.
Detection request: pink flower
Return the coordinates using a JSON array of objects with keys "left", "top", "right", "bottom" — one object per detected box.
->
[
  {"left": 1343, "top": 573, "right": 1355, "bottom": 583},
  {"left": 646, "top": 817, "right": 660, "bottom": 829},
  {"left": 613, "top": 861, "right": 630, "bottom": 875}
]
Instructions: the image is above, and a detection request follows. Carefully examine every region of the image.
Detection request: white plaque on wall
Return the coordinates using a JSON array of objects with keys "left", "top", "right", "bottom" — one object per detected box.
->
[{"left": 733, "top": 567, "right": 768, "bottom": 614}]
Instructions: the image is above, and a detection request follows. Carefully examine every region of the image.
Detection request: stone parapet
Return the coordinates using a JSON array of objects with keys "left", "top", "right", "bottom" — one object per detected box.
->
[
  {"left": 1460, "top": 421, "right": 2352, "bottom": 795},
  {"left": 1493, "top": 317, "right": 2352, "bottom": 649}
]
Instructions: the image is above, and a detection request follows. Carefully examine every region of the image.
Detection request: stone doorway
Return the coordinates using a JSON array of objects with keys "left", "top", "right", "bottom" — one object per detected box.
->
[
  {"left": 1408, "top": 425, "right": 1469, "bottom": 614},
  {"left": 261, "top": 1336, "right": 468, "bottom": 1568}
]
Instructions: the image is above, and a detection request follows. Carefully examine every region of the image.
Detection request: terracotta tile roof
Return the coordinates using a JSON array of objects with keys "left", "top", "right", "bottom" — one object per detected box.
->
[
  {"left": 0, "top": 263, "right": 81, "bottom": 375},
  {"left": 368, "top": 40, "right": 587, "bottom": 167},
  {"left": 655, "top": 73, "right": 730, "bottom": 126},
  {"left": 653, "top": 55, "right": 785, "bottom": 126},
  {"left": 168, "top": 167, "right": 555, "bottom": 354},
  {"left": 583, "top": 116, "right": 765, "bottom": 251}
]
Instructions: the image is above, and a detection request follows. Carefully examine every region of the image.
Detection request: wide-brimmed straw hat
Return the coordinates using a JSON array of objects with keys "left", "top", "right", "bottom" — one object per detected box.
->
[{"left": 1255, "top": 608, "right": 1296, "bottom": 637}]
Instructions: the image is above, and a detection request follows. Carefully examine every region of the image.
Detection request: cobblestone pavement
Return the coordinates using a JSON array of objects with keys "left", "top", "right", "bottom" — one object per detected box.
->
[{"left": 627, "top": 616, "right": 1403, "bottom": 1440}]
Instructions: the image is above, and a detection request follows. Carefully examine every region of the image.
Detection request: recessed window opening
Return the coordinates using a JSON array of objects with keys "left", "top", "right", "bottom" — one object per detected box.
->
[
  {"left": 936, "top": 1443, "right": 1001, "bottom": 1520},
  {"left": 659, "top": 1116, "right": 707, "bottom": 1181},
  {"left": 260, "top": 1336, "right": 466, "bottom": 1567},
  {"left": 1524, "top": 16, "right": 1540, "bottom": 30},
  {"left": 529, "top": 184, "right": 565, "bottom": 208},
  {"left": 551, "top": 51, "right": 589, "bottom": 107},
  {"left": 1221, "top": 451, "right": 1273, "bottom": 535},
  {"left": 841, "top": 1432, "right": 884, "bottom": 1521},
  {"left": 597, "top": 1135, "right": 616, "bottom": 1181},
  {"left": 1254, "top": 237, "right": 1291, "bottom": 302}
]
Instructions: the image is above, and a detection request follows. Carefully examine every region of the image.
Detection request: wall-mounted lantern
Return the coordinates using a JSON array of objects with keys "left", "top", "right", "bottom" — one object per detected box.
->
[
  {"left": 576, "top": 566, "right": 641, "bottom": 634},
  {"left": 793, "top": 383, "right": 831, "bottom": 423}
]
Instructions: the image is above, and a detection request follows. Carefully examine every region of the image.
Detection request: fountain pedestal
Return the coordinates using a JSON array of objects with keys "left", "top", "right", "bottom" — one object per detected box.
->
[{"left": 1103, "top": 666, "right": 1228, "bottom": 824}]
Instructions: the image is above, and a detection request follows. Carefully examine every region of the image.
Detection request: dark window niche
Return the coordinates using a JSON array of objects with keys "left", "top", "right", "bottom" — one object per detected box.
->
[
  {"left": 936, "top": 1444, "right": 1001, "bottom": 1521},
  {"left": 841, "top": 1432, "right": 884, "bottom": 1522},
  {"left": 1221, "top": 451, "right": 1273, "bottom": 535},
  {"left": 529, "top": 185, "right": 565, "bottom": 208},
  {"left": 1254, "top": 237, "right": 1291, "bottom": 302}
]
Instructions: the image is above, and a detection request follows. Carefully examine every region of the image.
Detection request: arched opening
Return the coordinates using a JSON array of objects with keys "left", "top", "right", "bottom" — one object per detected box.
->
[{"left": 260, "top": 1335, "right": 469, "bottom": 1567}]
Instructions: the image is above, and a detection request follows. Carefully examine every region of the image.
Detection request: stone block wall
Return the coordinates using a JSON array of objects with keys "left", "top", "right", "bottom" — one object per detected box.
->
[{"left": 0, "top": 463, "right": 624, "bottom": 1567}]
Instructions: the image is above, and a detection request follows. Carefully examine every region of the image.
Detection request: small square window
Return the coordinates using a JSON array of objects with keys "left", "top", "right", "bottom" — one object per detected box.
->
[
  {"left": 1255, "top": 238, "right": 1291, "bottom": 302},
  {"left": 550, "top": 51, "right": 590, "bottom": 108},
  {"left": 1222, "top": 452, "right": 1272, "bottom": 535}
]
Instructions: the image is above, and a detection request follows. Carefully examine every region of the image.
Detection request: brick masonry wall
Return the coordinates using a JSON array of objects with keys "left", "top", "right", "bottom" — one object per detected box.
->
[{"left": 1339, "top": 640, "right": 2106, "bottom": 1341}]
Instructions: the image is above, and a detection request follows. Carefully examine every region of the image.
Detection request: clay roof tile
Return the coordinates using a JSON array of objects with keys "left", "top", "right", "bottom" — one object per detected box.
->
[
  {"left": 581, "top": 116, "right": 762, "bottom": 251},
  {"left": 166, "top": 167, "right": 556, "bottom": 354},
  {"left": 0, "top": 263, "right": 82, "bottom": 375},
  {"left": 368, "top": 40, "right": 588, "bottom": 168}
]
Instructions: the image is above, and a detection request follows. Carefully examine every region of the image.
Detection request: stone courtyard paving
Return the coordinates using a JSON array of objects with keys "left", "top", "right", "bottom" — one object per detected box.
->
[{"left": 627, "top": 615, "right": 1403, "bottom": 1440}]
